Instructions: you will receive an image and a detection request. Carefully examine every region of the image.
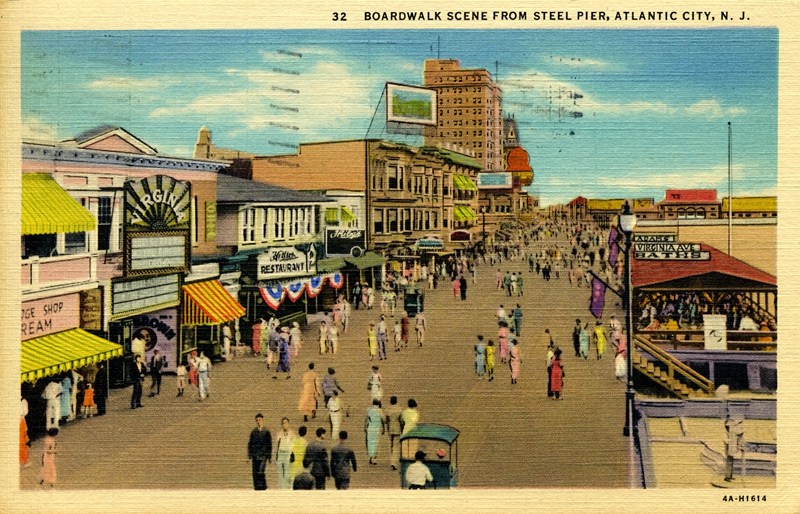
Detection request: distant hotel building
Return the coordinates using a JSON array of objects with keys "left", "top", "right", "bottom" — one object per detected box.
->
[{"left": 422, "top": 59, "right": 504, "bottom": 173}]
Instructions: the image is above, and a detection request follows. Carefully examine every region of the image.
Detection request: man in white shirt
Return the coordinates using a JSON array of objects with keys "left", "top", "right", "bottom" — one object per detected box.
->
[
  {"left": 197, "top": 352, "right": 212, "bottom": 400},
  {"left": 406, "top": 450, "right": 433, "bottom": 489}
]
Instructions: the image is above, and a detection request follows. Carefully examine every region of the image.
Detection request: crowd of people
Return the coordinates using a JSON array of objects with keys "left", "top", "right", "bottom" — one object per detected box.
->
[{"left": 247, "top": 394, "right": 423, "bottom": 490}]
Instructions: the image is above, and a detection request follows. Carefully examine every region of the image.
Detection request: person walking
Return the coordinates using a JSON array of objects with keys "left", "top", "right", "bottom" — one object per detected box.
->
[
  {"left": 321, "top": 368, "right": 344, "bottom": 406},
  {"left": 148, "top": 349, "right": 166, "bottom": 396},
  {"left": 368, "top": 365, "right": 383, "bottom": 402},
  {"left": 594, "top": 320, "right": 608, "bottom": 360},
  {"left": 459, "top": 274, "right": 468, "bottom": 301},
  {"left": 400, "top": 399, "right": 420, "bottom": 435},
  {"left": 318, "top": 320, "right": 328, "bottom": 355},
  {"left": 130, "top": 354, "right": 147, "bottom": 409},
  {"left": 475, "top": 335, "right": 486, "bottom": 379},
  {"left": 614, "top": 330, "right": 627, "bottom": 381},
  {"left": 550, "top": 349, "right": 565, "bottom": 399},
  {"left": 385, "top": 396, "right": 403, "bottom": 470},
  {"left": 292, "top": 462, "right": 315, "bottom": 490},
  {"left": 509, "top": 339, "right": 522, "bottom": 385},
  {"left": 546, "top": 339, "right": 555, "bottom": 398},
  {"left": 330, "top": 430, "right": 357, "bottom": 489},
  {"left": 275, "top": 417, "right": 295, "bottom": 489},
  {"left": 42, "top": 379, "right": 62, "bottom": 430},
  {"left": 302, "top": 427, "right": 330, "bottom": 490},
  {"left": 572, "top": 319, "right": 582, "bottom": 357},
  {"left": 364, "top": 400, "right": 384, "bottom": 466},
  {"left": 299, "top": 363, "right": 320, "bottom": 422},
  {"left": 367, "top": 323, "right": 378, "bottom": 360},
  {"left": 377, "top": 315, "right": 388, "bottom": 361},
  {"left": 20, "top": 397, "right": 30, "bottom": 468},
  {"left": 290, "top": 321, "right": 303, "bottom": 358},
  {"left": 81, "top": 383, "right": 96, "bottom": 418},
  {"left": 247, "top": 413, "right": 272, "bottom": 490},
  {"left": 39, "top": 427, "right": 59, "bottom": 488},
  {"left": 513, "top": 305, "right": 524, "bottom": 337},
  {"left": 327, "top": 391, "right": 343, "bottom": 439},
  {"left": 415, "top": 312, "right": 427, "bottom": 347},
  {"left": 274, "top": 328, "right": 291, "bottom": 380},
  {"left": 401, "top": 312, "right": 410, "bottom": 349},
  {"left": 289, "top": 425, "right": 308, "bottom": 484},
  {"left": 486, "top": 340, "right": 496, "bottom": 382},
  {"left": 393, "top": 319, "right": 403, "bottom": 352},
  {"left": 59, "top": 373, "right": 72, "bottom": 424},
  {"left": 68, "top": 370, "right": 82, "bottom": 421},
  {"left": 175, "top": 360, "right": 187, "bottom": 397},
  {"left": 516, "top": 273, "right": 524, "bottom": 297},
  {"left": 580, "top": 323, "right": 591, "bottom": 360},
  {"left": 187, "top": 350, "right": 199, "bottom": 391},
  {"left": 498, "top": 321, "right": 510, "bottom": 364},
  {"left": 196, "top": 351, "right": 212, "bottom": 400}
]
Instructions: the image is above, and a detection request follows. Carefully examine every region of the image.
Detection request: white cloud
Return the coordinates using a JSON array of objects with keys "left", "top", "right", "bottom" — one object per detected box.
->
[
  {"left": 22, "top": 116, "right": 59, "bottom": 141},
  {"left": 87, "top": 76, "right": 170, "bottom": 91},
  {"left": 686, "top": 99, "right": 747, "bottom": 117},
  {"left": 502, "top": 68, "right": 746, "bottom": 118}
]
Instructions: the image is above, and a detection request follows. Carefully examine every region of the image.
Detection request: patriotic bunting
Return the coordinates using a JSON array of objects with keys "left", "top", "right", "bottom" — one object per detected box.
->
[
  {"left": 260, "top": 285, "right": 285, "bottom": 310},
  {"left": 306, "top": 276, "right": 325, "bottom": 298},
  {"left": 285, "top": 280, "right": 307, "bottom": 302},
  {"left": 326, "top": 271, "right": 344, "bottom": 289}
]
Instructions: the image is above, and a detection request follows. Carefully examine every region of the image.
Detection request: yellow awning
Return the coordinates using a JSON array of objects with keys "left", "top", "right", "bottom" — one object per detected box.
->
[
  {"left": 454, "top": 205, "right": 478, "bottom": 222},
  {"left": 183, "top": 279, "right": 245, "bottom": 326},
  {"left": 340, "top": 206, "right": 357, "bottom": 222},
  {"left": 325, "top": 207, "right": 339, "bottom": 224},
  {"left": 21, "top": 328, "right": 123, "bottom": 383},
  {"left": 22, "top": 173, "right": 97, "bottom": 235},
  {"left": 453, "top": 174, "right": 478, "bottom": 191}
]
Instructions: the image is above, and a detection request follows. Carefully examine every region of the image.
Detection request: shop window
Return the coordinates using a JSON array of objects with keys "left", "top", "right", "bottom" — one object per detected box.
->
[
  {"left": 23, "top": 234, "right": 57, "bottom": 258},
  {"left": 64, "top": 232, "right": 86, "bottom": 255}
]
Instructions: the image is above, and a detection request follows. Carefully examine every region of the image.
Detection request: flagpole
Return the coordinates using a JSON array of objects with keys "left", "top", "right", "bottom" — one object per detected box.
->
[{"left": 728, "top": 122, "right": 732, "bottom": 255}]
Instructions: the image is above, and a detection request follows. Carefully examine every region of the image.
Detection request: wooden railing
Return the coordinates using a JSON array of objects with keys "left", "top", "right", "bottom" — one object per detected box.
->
[
  {"left": 642, "top": 329, "right": 776, "bottom": 351},
  {"left": 634, "top": 334, "right": 715, "bottom": 395}
]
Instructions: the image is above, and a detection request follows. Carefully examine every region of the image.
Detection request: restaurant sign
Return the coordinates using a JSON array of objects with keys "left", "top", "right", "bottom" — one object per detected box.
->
[{"left": 257, "top": 246, "right": 317, "bottom": 280}]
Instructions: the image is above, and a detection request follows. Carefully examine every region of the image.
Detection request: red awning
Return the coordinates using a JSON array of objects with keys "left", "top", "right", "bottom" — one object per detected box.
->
[
  {"left": 632, "top": 244, "right": 776, "bottom": 291},
  {"left": 183, "top": 280, "right": 245, "bottom": 326}
]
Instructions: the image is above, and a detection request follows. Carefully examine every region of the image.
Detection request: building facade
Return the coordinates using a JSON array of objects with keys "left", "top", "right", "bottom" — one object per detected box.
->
[{"left": 422, "top": 59, "right": 504, "bottom": 173}]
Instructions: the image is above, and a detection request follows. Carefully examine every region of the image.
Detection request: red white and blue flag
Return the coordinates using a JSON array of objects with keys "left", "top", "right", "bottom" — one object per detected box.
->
[
  {"left": 285, "top": 280, "right": 307, "bottom": 302},
  {"left": 326, "top": 271, "right": 344, "bottom": 289}
]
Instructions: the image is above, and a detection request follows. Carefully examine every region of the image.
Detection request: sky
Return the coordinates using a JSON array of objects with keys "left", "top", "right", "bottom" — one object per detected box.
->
[{"left": 21, "top": 29, "right": 777, "bottom": 205}]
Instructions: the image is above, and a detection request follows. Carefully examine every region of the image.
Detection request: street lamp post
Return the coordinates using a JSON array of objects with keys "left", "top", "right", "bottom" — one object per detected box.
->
[{"left": 619, "top": 201, "right": 637, "bottom": 438}]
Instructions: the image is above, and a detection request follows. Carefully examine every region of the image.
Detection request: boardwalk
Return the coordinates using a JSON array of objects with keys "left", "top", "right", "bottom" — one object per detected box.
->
[{"left": 20, "top": 240, "right": 630, "bottom": 490}]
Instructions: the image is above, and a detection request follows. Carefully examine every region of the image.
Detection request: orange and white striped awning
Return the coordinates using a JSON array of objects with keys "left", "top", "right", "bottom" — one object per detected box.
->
[{"left": 182, "top": 279, "right": 245, "bottom": 326}]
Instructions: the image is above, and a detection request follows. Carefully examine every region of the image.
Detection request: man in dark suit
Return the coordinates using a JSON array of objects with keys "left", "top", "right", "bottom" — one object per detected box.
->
[
  {"left": 247, "top": 413, "right": 272, "bottom": 490},
  {"left": 330, "top": 430, "right": 357, "bottom": 490},
  {"left": 302, "top": 427, "right": 330, "bottom": 489},
  {"left": 130, "top": 354, "right": 146, "bottom": 409},
  {"left": 148, "top": 349, "right": 166, "bottom": 396}
]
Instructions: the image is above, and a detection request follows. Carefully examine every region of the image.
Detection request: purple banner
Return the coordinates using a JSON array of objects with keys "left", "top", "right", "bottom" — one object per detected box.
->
[
  {"left": 590, "top": 277, "right": 606, "bottom": 319},
  {"left": 608, "top": 241, "right": 619, "bottom": 267}
]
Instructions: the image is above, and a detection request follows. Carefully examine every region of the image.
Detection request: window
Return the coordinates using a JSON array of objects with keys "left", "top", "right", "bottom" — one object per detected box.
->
[
  {"left": 242, "top": 208, "right": 256, "bottom": 242},
  {"left": 274, "top": 208, "right": 285, "bottom": 240},
  {"left": 388, "top": 209, "right": 398, "bottom": 233},
  {"left": 373, "top": 209, "right": 384, "bottom": 234},
  {"left": 64, "top": 232, "right": 86, "bottom": 255},
  {"left": 23, "top": 234, "right": 57, "bottom": 259},
  {"left": 424, "top": 211, "right": 430, "bottom": 230},
  {"left": 432, "top": 211, "right": 438, "bottom": 229},
  {"left": 424, "top": 177, "right": 430, "bottom": 195},
  {"left": 97, "top": 196, "right": 113, "bottom": 251},
  {"left": 432, "top": 178, "right": 439, "bottom": 196},
  {"left": 403, "top": 208, "right": 412, "bottom": 231}
]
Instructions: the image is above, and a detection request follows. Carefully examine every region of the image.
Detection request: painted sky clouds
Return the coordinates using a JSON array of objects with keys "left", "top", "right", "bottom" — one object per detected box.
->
[{"left": 22, "top": 29, "right": 777, "bottom": 204}]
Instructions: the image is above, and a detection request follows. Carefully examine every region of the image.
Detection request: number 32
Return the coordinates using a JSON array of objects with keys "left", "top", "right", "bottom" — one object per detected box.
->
[{"left": 333, "top": 12, "right": 347, "bottom": 21}]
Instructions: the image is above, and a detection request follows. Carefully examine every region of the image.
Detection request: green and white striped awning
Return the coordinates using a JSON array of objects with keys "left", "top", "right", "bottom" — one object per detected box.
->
[{"left": 21, "top": 329, "right": 123, "bottom": 383}]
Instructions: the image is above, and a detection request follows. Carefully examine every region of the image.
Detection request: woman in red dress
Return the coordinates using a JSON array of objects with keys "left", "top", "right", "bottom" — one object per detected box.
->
[{"left": 550, "top": 349, "right": 565, "bottom": 399}]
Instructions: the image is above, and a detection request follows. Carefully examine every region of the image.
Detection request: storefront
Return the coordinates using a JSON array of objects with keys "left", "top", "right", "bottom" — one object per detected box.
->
[{"left": 181, "top": 279, "right": 245, "bottom": 361}]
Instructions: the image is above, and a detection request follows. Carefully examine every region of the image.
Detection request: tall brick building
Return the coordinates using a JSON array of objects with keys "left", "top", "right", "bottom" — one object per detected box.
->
[{"left": 422, "top": 59, "right": 503, "bottom": 172}]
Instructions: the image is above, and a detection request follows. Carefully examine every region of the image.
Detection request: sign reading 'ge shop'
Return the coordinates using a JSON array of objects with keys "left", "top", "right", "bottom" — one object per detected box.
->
[{"left": 257, "top": 246, "right": 317, "bottom": 280}]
